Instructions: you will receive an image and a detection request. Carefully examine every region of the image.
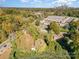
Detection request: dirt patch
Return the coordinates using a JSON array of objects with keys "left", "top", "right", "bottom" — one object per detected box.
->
[
  {"left": 0, "top": 48, "right": 11, "bottom": 59},
  {"left": 16, "top": 30, "right": 35, "bottom": 51}
]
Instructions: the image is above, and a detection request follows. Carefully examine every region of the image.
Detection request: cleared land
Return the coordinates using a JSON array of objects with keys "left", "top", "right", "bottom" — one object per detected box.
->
[{"left": 0, "top": 48, "right": 11, "bottom": 59}]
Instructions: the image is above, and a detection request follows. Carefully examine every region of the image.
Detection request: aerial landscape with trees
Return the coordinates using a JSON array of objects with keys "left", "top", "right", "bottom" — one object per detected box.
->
[{"left": 0, "top": 6, "right": 79, "bottom": 59}]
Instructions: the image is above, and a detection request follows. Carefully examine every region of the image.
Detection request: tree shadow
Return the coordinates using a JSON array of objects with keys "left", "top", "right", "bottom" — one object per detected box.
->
[{"left": 56, "top": 37, "right": 75, "bottom": 59}]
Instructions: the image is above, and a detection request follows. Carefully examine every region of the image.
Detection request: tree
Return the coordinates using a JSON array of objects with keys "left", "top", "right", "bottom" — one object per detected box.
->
[
  {"left": 70, "top": 31, "right": 79, "bottom": 59},
  {"left": 71, "top": 32, "right": 79, "bottom": 46},
  {"left": 44, "top": 41, "right": 71, "bottom": 59},
  {"left": 0, "top": 30, "right": 6, "bottom": 43},
  {"left": 2, "top": 21, "right": 14, "bottom": 33},
  {"left": 27, "top": 24, "right": 40, "bottom": 40},
  {"left": 35, "top": 20, "right": 40, "bottom": 26},
  {"left": 50, "top": 21, "right": 60, "bottom": 34}
]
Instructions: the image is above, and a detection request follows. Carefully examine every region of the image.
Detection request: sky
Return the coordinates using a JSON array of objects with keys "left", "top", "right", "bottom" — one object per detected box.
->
[{"left": 0, "top": 0, "right": 79, "bottom": 8}]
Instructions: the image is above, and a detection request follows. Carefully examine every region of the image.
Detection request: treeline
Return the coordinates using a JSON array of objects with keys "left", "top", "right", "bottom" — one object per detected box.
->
[
  {"left": 1, "top": 7, "right": 79, "bottom": 17},
  {"left": 54, "top": 7, "right": 79, "bottom": 17}
]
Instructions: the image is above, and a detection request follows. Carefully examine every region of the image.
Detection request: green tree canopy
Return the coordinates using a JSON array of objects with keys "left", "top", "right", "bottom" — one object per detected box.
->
[{"left": 50, "top": 21, "right": 60, "bottom": 34}]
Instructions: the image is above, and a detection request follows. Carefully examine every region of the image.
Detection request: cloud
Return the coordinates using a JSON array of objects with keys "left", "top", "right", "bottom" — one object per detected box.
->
[
  {"left": 77, "top": 1, "right": 79, "bottom": 3},
  {"left": 53, "top": 0, "right": 77, "bottom": 6},
  {"left": 21, "top": 0, "right": 30, "bottom": 3},
  {"left": 34, "top": 0, "right": 42, "bottom": 3},
  {"left": 20, "top": 0, "right": 42, "bottom": 3},
  {"left": 1, "top": 0, "right": 77, "bottom": 5},
  {"left": 20, "top": 0, "right": 78, "bottom": 7},
  {"left": 0, "top": 0, "right": 5, "bottom": 2}
]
